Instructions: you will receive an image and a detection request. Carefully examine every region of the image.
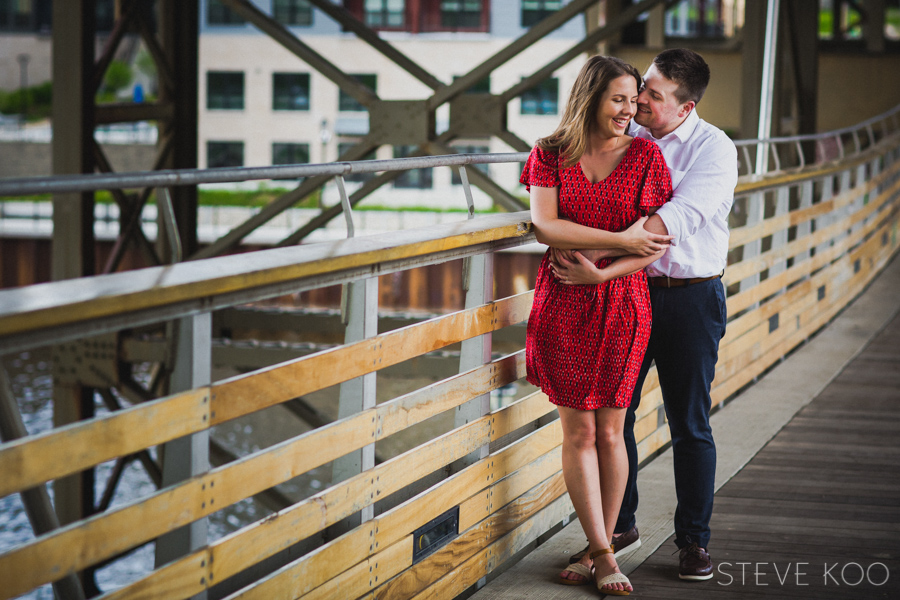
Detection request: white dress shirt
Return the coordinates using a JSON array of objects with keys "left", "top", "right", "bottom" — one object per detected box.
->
[{"left": 631, "top": 109, "right": 738, "bottom": 279}]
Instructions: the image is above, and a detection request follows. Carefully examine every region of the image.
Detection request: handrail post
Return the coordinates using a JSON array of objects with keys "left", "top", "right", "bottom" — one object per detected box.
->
[
  {"left": 454, "top": 165, "right": 493, "bottom": 471},
  {"left": 154, "top": 313, "right": 211, "bottom": 591},
  {"left": 332, "top": 278, "right": 378, "bottom": 525},
  {"left": 333, "top": 173, "right": 377, "bottom": 527}
]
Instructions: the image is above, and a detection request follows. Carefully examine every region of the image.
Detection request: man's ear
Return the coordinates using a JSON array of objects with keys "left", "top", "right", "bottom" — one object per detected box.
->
[{"left": 678, "top": 101, "right": 696, "bottom": 118}]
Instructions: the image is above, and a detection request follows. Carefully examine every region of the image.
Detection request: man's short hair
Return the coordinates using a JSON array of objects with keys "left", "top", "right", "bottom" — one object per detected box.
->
[{"left": 653, "top": 48, "right": 710, "bottom": 105}]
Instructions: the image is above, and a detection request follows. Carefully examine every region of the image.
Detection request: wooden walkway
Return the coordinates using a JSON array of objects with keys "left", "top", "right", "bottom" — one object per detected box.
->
[
  {"left": 473, "top": 255, "right": 900, "bottom": 600},
  {"left": 630, "top": 310, "right": 900, "bottom": 598}
]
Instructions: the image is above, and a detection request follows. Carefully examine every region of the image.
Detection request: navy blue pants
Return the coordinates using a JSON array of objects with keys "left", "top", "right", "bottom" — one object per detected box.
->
[{"left": 615, "top": 278, "right": 727, "bottom": 550}]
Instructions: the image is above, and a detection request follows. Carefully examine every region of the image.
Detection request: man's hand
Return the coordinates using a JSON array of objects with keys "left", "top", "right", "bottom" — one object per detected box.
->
[
  {"left": 550, "top": 251, "right": 608, "bottom": 285},
  {"left": 621, "top": 216, "right": 673, "bottom": 256}
]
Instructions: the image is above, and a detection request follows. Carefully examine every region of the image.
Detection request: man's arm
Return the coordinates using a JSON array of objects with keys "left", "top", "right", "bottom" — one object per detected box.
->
[
  {"left": 654, "top": 135, "right": 738, "bottom": 245},
  {"left": 532, "top": 186, "right": 672, "bottom": 256}
]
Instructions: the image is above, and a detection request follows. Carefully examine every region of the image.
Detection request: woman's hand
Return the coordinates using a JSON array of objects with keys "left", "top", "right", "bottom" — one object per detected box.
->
[
  {"left": 620, "top": 216, "right": 673, "bottom": 256},
  {"left": 550, "top": 251, "right": 609, "bottom": 285}
]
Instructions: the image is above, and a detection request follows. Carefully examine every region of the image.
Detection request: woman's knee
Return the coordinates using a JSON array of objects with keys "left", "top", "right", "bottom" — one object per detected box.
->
[{"left": 560, "top": 413, "right": 598, "bottom": 450}]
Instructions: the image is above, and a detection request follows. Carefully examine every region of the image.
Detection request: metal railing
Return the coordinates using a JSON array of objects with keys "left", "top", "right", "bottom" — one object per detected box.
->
[{"left": 734, "top": 104, "right": 900, "bottom": 175}]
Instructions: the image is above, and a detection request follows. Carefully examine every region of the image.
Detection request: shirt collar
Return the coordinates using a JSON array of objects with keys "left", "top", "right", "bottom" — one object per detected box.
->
[{"left": 648, "top": 108, "right": 700, "bottom": 143}]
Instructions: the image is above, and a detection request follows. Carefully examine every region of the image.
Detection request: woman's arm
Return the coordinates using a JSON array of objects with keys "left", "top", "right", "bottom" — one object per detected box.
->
[
  {"left": 550, "top": 249, "right": 663, "bottom": 285},
  {"left": 532, "top": 186, "right": 671, "bottom": 256}
]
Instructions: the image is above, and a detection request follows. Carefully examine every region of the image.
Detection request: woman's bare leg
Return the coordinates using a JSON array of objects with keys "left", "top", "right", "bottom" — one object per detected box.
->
[
  {"left": 594, "top": 406, "right": 632, "bottom": 593},
  {"left": 557, "top": 406, "right": 609, "bottom": 582}
]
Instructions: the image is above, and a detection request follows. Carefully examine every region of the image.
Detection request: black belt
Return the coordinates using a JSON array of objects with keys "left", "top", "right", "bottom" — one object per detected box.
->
[{"left": 647, "top": 274, "right": 721, "bottom": 288}]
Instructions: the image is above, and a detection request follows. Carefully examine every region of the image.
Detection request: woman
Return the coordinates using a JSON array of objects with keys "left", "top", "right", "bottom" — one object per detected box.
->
[{"left": 520, "top": 56, "right": 672, "bottom": 596}]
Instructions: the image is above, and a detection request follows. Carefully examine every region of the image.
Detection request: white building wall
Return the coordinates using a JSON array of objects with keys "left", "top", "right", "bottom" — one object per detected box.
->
[{"left": 198, "top": 0, "right": 587, "bottom": 210}]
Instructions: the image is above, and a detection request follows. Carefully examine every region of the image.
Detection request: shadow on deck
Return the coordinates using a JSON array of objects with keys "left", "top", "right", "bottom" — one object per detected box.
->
[{"left": 472, "top": 255, "right": 900, "bottom": 599}]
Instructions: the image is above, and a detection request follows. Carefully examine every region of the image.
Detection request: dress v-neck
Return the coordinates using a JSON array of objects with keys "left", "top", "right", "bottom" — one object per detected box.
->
[{"left": 577, "top": 139, "right": 636, "bottom": 185}]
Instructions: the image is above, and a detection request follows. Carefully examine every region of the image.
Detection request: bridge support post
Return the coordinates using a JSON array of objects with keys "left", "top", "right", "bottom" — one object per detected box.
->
[
  {"left": 50, "top": 2, "right": 98, "bottom": 594},
  {"left": 332, "top": 277, "right": 379, "bottom": 526},
  {"left": 155, "top": 313, "right": 211, "bottom": 588}
]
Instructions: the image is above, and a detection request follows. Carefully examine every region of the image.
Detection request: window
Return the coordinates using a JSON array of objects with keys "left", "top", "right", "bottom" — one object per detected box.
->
[
  {"left": 664, "top": 0, "right": 725, "bottom": 38},
  {"left": 364, "top": 0, "right": 405, "bottom": 28},
  {"left": 208, "top": 0, "right": 245, "bottom": 25},
  {"left": 339, "top": 74, "right": 377, "bottom": 112},
  {"left": 274, "top": 0, "right": 312, "bottom": 26},
  {"left": 96, "top": 0, "right": 115, "bottom": 32},
  {"left": 273, "top": 73, "right": 310, "bottom": 111},
  {"left": 440, "top": 0, "right": 487, "bottom": 31},
  {"left": 207, "top": 141, "right": 244, "bottom": 168},
  {"left": 207, "top": 72, "right": 244, "bottom": 109},
  {"left": 451, "top": 144, "right": 489, "bottom": 185},
  {"left": 346, "top": 0, "right": 487, "bottom": 32},
  {"left": 520, "top": 77, "right": 558, "bottom": 115},
  {"left": 0, "top": 0, "right": 51, "bottom": 33},
  {"left": 272, "top": 143, "right": 310, "bottom": 179},
  {"left": 338, "top": 143, "right": 377, "bottom": 182},
  {"left": 522, "top": 0, "right": 561, "bottom": 28},
  {"left": 393, "top": 145, "right": 432, "bottom": 189}
]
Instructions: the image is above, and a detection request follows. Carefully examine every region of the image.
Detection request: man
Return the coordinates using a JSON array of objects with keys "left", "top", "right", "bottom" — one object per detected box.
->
[{"left": 558, "top": 48, "right": 738, "bottom": 580}]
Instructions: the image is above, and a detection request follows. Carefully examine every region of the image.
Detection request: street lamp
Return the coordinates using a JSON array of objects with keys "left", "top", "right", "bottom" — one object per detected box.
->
[{"left": 17, "top": 53, "right": 30, "bottom": 127}]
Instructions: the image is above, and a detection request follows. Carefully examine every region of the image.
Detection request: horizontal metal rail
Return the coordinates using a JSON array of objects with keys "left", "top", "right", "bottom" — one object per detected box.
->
[
  {"left": 734, "top": 103, "right": 900, "bottom": 174},
  {"left": 0, "top": 153, "right": 530, "bottom": 197}
]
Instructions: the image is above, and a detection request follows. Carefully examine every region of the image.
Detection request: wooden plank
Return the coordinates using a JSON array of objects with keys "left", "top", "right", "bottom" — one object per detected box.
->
[
  {"left": 459, "top": 447, "right": 563, "bottom": 532},
  {"left": 210, "top": 292, "right": 533, "bottom": 424},
  {"left": 725, "top": 182, "right": 896, "bottom": 307},
  {"left": 0, "top": 213, "right": 535, "bottom": 337},
  {"left": 299, "top": 537, "right": 412, "bottom": 600},
  {"left": 406, "top": 493, "right": 574, "bottom": 600},
  {"left": 490, "top": 389, "right": 554, "bottom": 441},
  {"left": 98, "top": 551, "right": 210, "bottom": 600},
  {"left": 0, "top": 472, "right": 212, "bottom": 600},
  {"left": 0, "top": 388, "right": 209, "bottom": 498},
  {"left": 725, "top": 197, "right": 889, "bottom": 317},
  {"left": 727, "top": 160, "right": 897, "bottom": 248},
  {"left": 379, "top": 351, "right": 526, "bottom": 439},
  {"left": 725, "top": 176, "right": 900, "bottom": 287},
  {"left": 0, "top": 415, "right": 489, "bottom": 600},
  {"left": 211, "top": 418, "right": 492, "bottom": 585},
  {"left": 0, "top": 299, "right": 532, "bottom": 502},
  {"left": 100, "top": 419, "right": 560, "bottom": 600},
  {"left": 636, "top": 425, "right": 672, "bottom": 464}
]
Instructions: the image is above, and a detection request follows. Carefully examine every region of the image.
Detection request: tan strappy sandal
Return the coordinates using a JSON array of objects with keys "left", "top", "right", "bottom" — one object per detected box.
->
[
  {"left": 558, "top": 561, "right": 592, "bottom": 586},
  {"left": 590, "top": 547, "right": 633, "bottom": 596}
]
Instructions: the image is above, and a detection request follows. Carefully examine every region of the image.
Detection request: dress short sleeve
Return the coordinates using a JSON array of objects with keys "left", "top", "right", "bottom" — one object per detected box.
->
[
  {"left": 520, "top": 146, "right": 561, "bottom": 191},
  {"left": 639, "top": 142, "right": 672, "bottom": 214}
]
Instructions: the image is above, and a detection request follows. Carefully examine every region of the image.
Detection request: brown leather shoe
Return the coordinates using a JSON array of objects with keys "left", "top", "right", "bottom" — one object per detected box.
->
[
  {"left": 612, "top": 526, "right": 641, "bottom": 558},
  {"left": 678, "top": 543, "right": 713, "bottom": 581}
]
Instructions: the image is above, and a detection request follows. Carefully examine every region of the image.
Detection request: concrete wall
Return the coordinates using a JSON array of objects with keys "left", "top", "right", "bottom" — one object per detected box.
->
[
  {"left": 0, "top": 34, "right": 52, "bottom": 91},
  {"left": 0, "top": 142, "right": 158, "bottom": 178}
]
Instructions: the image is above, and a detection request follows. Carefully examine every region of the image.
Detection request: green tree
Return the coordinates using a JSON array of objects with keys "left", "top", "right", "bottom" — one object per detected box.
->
[{"left": 102, "top": 60, "right": 133, "bottom": 98}]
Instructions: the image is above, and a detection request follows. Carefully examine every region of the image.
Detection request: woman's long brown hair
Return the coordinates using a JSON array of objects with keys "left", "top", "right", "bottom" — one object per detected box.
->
[{"left": 536, "top": 55, "right": 641, "bottom": 169}]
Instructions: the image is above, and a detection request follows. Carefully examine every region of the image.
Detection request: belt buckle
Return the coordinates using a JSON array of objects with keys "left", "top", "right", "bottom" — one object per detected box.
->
[{"left": 666, "top": 276, "right": 672, "bottom": 288}]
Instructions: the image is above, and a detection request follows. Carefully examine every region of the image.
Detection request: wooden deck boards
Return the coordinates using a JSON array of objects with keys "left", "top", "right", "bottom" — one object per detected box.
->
[{"left": 625, "top": 312, "right": 900, "bottom": 599}]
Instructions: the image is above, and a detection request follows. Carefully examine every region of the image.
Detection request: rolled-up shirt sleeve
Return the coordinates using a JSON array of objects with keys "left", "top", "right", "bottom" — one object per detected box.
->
[{"left": 656, "top": 134, "right": 738, "bottom": 246}]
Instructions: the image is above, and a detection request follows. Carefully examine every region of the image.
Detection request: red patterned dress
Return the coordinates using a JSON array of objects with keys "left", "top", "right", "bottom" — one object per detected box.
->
[{"left": 521, "top": 138, "right": 672, "bottom": 410}]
